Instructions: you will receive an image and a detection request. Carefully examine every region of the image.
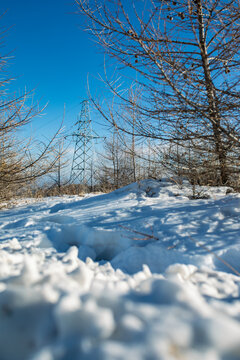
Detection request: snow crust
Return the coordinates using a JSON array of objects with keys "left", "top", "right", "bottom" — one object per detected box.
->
[{"left": 0, "top": 179, "right": 240, "bottom": 359}]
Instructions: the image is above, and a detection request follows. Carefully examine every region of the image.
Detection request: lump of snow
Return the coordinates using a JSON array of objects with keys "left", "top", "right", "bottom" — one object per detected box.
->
[{"left": 55, "top": 295, "right": 115, "bottom": 340}]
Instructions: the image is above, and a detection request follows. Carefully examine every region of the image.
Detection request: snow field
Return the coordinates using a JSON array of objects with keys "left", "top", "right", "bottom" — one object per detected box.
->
[{"left": 0, "top": 179, "right": 240, "bottom": 359}]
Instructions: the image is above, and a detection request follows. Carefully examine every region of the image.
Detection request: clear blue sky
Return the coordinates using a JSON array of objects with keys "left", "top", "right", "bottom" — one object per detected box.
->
[{"left": 0, "top": 0, "right": 107, "bottom": 139}]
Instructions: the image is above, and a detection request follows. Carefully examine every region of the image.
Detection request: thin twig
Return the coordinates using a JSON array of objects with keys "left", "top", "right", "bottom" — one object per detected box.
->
[
  {"left": 119, "top": 225, "right": 178, "bottom": 249},
  {"left": 119, "top": 224, "right": 159, "bottom": 240}
]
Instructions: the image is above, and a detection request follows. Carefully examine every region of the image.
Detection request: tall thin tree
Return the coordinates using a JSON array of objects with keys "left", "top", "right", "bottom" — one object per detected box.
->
[{"left": 77, "top": 0, "right": 240, "bottom": 185}]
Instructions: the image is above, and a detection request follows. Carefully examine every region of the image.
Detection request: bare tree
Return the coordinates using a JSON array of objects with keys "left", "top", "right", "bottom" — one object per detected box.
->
[
  {"left": 45, "top": 107, "right": 71, "bottom": 195},
  {"left": 0, "top": 29, "right": 62, "bottom": 200},
  {"left": 96, "top": 128, "right": 122, "bottom": 190},
  {"left": 77, "top": 0, "right": 240, "bottom": 186},
  {"left": 44, "top": 135, "right": 71, "bottom": 195}
]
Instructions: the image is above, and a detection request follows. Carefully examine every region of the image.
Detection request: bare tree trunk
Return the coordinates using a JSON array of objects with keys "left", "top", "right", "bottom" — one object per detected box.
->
[
  {"left": 131, "top": 110, "right": 136, "bottom": 183},
  {"left": 196, "top": 0, "right": 228, "bottom": 184}
]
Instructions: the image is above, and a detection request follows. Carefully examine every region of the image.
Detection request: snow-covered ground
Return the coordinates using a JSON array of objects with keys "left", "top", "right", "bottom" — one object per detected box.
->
[{"left": 0, "top": 179, "right": 240, "bottom": 360}]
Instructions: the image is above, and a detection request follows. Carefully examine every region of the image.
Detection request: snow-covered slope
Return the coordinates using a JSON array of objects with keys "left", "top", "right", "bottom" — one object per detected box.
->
[{"left": 0, "top": 179, "right": 240, "bottom": 360}]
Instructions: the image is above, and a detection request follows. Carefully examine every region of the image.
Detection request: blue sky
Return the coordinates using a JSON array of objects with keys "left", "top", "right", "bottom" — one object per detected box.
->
[{"left": 0, "top": 0, "right": 107, "bottom": 139}]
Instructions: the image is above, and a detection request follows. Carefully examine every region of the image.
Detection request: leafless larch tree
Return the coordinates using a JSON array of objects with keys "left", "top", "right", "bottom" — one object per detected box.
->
[{"left": 77, "top": 0, "right": 240, "bottom": 186}]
